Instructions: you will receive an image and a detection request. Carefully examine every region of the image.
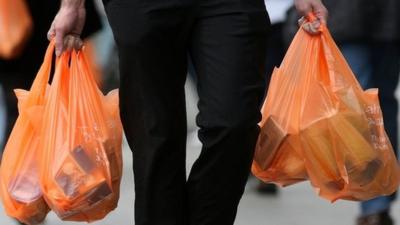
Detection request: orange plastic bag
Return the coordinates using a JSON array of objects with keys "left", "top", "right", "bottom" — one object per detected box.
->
[
  {"left": 252, "top": 16, "right": 400, "bottom": 202},
  {"left": 0, "top": 0, "right": 32, "bottom": 59},
  {"left": 39, "top": 45, "right": 123, "bottom": 221},
  {"left": 0, "top": 43, "right": 54, "bottom": 225}
]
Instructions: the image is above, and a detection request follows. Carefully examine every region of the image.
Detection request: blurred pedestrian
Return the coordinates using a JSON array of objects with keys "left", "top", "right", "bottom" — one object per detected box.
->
[
  {"left": 49, "top": 0, "right": 327, "bottom": 225},
  {"left": 323, "top": 1, "right": 399, "bottom": 224}
]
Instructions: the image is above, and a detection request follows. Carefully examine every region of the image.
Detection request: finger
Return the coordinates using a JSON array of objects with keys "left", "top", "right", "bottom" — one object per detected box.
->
[
  {"left": 316, "top": 10, "right": 328, "bottom": 24},
  {"left": 55, "top": 28, "right": 65, "bottom": 57},
  {"left": 47, "top": 22, "right": 56, "bottom": 41},
  {"left": 63, "top": 35, "right": 74, "bottom": 52},
  {"left": 302, "top": 23, "right": 312, "bottom": 34},
  {"left": 302, "top": 22, "right": 319, "bottom": 35},
  {"left": 73, "top": 38, "right": 83, "bottom": 50},
  {"left": 298, "top": 16, "right": 306, "bottom": 27},
  {"left": 311, "top": 20, "right": 321, "bottom": 31},
  {"left": 311, "top": 2, "right": 328, "bottom": 24},
  {"left": 63, "top": 35, "right": 83, "bottom": 52},
  {"left": 295, "top": 1, "right": 312, "bottom": 17}
]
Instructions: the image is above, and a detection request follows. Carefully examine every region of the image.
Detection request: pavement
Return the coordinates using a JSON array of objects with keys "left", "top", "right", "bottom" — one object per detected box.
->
[
  {"left": 1, "top": 81, "right": 400, "bottom": 225},
  {"left": 1, "top": 137, "right": 400, "bottom": 225}
]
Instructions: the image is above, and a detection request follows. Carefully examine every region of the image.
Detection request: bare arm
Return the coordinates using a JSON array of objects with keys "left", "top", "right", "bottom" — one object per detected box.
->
[{"left": 48, "top": 0, "right": 86, "bottom": 56}]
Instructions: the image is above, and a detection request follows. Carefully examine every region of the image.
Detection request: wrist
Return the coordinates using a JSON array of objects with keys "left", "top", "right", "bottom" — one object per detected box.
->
[{"left": 61, "top": 0, "right": 85, "bottom": 10}]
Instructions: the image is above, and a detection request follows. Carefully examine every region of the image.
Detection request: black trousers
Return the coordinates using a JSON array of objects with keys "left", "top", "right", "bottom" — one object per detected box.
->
[{"left": 104, "top": 0, "right": 270, "bottom": 224}]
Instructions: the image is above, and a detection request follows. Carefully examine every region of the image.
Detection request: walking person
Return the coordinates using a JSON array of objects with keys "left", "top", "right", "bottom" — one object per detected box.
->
[
  {"left": 327, "top": 1, "right": 400, "bottom": 224},
  {"left": 48, "top": 0, "right": 327, "bottom": 224}
]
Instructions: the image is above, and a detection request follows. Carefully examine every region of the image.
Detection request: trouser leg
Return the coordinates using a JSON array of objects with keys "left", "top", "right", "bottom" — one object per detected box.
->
[
  {"left": 187, "top": 1, "right": 270, "bottom": 224},
  {"left": 105, "top": 1, "right": 194, "bottom": 224},
  {"left": 370, "top": 41, "right": 400, "bottom": 203},
  {"left": 341, "top": 41, "right": 400, "bottom": 215},
  {"left": 370, "top": 41, "right": 400, "bottom": 158},
  {"left": 360, "top": 42, "right": 400, "bottom": 215}
]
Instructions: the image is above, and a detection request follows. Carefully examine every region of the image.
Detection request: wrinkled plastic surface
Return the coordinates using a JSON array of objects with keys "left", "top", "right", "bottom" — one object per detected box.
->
[
  {"left": 252, "top": 23, "right": 400, "bottom": 202},
  {"left": 0, "top": 43, "right": 54, "bottom": 225},
  {"left": 39, "top": 46, "right": 123, "bottom": 221},
  {"left": 0, "top": 0, "right": 32, "bottom": 59}
]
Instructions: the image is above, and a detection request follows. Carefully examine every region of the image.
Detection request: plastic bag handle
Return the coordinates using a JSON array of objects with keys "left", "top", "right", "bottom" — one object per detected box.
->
[
  {"left": 306, "top": 13, "right": 317, "bottom": 22},
  {"left": 29, "top": 41, "right": 55, "bottom": 91},
  {"left": 305, "top": 13, "right": 325, "bottom": 32}
]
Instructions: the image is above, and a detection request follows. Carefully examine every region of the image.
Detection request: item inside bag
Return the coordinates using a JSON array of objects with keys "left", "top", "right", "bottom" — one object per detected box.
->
[
  {"left": 8, "top": 173, "right": 48, "bottom": 224},
  {"left": 255, "top": 116, "right": 288, "bottom": 170},
  {"left": 300, "top": 113, "right": 381, "bottom": 191},
  {"left": 102, "top": 139, "right": 120, "bottom": 182},
  {"left": 55, "top": 145, "right": 112, "bottom": 204},
  {"left": 9, "top": 175, "right": 41, "bottom": 204}
]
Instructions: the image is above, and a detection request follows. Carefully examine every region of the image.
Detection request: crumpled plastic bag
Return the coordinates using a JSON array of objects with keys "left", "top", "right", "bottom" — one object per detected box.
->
[
  {"left": 252, "top": 15, "right": 400, "bottom": 202},
  {"left": 0, "top": 43, "right": 54, "bottom": 225},
  {"left": 39, "top": 44, "right": 123, "bottom": 221}
]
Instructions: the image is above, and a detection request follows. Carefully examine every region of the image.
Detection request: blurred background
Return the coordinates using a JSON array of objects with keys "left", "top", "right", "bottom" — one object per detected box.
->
[{"left": 0, "top": 0, "right": 399, "bottom": 224}]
